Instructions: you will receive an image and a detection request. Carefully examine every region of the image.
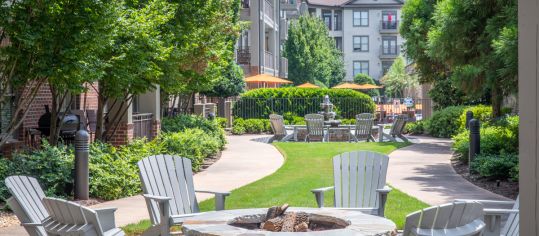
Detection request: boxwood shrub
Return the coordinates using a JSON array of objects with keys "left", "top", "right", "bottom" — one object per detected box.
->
[
  {"left": 470, "top": 153, "right": 518, "bottom": 180},
  {"left": 425, "top": 106, "right": 466, "bottom": 138},
  {"left": 161, "top": 115, "right": 226, "bottom": 147},
  {"left": 232, "top": 118, "right": 271, "bottom": 135},
  {"left": 457, "top": 105, "right": 493, "bottom": 131},
  {"left": 233, "top": 88, "right": 375, "bottom": 119}
]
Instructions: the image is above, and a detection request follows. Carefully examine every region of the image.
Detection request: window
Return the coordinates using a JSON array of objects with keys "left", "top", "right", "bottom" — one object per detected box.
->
[
  {"left": 382, "top": 61, "right": 394, "bottom": 75},
  {"left": 334, "top": 10, "right": 342, "bottom": 31},
  {"left": 353, "top": 61, "right": 369, "bottom": 76},
  {"left": 382, "top": 36, "right": 398, "bottom": 55},
  {"left": 353, "top": 36, "right": 369, "bottom": 52},
  {"left": 382, "top": 11, "right": 398, "bottom": 29},
  {"left": 335, "top": 37, "right": 342, "bottom": 51},
  {"left": 353, "top": 10, "right": 368, "bottom": 26},
  {"left": 322, "top": 10, "right": 332, "bottom": 30}
]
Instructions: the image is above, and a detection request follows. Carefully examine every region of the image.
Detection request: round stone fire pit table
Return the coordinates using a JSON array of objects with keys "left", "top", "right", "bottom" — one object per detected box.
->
[{"left": 181, "top": 207, "right": 397, "bottom": 236}]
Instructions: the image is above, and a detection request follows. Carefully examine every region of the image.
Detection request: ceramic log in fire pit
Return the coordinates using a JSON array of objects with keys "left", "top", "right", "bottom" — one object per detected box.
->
[{"left": 181, "top": 206, "right": 397, "bottom": 236}]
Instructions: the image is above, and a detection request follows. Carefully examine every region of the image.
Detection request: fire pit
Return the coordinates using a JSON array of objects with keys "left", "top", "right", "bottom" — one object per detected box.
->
[{"left": 181, "top": 206, "right": 397, "bottom": 236}]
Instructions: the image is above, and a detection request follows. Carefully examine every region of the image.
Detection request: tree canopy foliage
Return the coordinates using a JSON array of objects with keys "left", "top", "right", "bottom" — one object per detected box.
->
[
  {"left": 400, "top": 0, "right": 517, "bottom": 115},
  {"left": 381, "top": 56, "right": 419, "bottom": 98},
  {"left": 285, "top": 14, "right": 345, "bottom": 87},
  {"left": 353, "top": 73, "right": 379, "bottom": 97}
]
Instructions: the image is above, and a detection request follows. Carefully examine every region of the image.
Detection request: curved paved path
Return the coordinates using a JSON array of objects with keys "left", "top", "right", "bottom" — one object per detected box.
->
[
  {"left": 1, "top": 135, "right": 284, "bottom": 235},
  {"left": 387, "top": 136, "right": 510, "bottom": 206}
]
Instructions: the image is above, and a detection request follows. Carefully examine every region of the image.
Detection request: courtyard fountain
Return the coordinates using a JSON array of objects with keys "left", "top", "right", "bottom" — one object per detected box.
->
[{"left": 319, "top": 95, "right": 341, "bottom": 127}]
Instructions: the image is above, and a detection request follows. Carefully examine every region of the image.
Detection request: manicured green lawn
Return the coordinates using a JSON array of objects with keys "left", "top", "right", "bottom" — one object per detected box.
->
[{"left": 123, "top": 142, "right": 428, "bottom": 235}]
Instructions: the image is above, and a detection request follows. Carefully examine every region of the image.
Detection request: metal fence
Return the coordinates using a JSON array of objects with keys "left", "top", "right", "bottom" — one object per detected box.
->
[
  {"left": 133, "top": 113, "right": 153, "bottom": 139},
  {"left": 232, "top": 97, "right": 433, "bottom": 121}
]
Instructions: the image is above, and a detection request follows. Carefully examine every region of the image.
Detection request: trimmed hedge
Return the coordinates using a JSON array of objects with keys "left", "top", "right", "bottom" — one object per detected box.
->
[
  {"left": 425, "top": 106, "right": 466, "bottom": 138},
  {"left": 232, "top": 118, "right": 271, "bottom": 135},
  {"left": 233, "top": 88, "right": 375, "bottom": 119}
]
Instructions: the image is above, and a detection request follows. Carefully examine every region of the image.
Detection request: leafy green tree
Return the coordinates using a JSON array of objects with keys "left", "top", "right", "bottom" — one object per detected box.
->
[
  {"left": 381, "top": 57, "right": 418, "bottom": 98},
  {"left": 202, "top": 63, "right": 245, "bottom": 98},
  {"left": 285, "top": 15, "right": 345, "bottom": 87},
  {"left": 426, "top": 0, "right": 517, "bottom": 116},
  {"left": 0, "top": 0, "right": 118, "bottom": 145},
  {"left": 353, "top": 73, "right": 379, "bottom": 97}
]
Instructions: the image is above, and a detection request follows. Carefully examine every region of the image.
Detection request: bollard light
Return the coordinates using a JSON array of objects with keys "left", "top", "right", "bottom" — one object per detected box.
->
[
  {"left": 74, "top": 128, "right": 90, "bottom": 200},
  {"left": 465, "top": 111, "right": 474, "bottom": 130},
  {"left": 468, "top": 119, "right": 480, "bottom": 173}
]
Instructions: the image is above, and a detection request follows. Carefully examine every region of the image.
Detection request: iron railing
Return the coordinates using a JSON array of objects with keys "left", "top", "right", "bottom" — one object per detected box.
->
[
  {"left": 264, "top": 51, "right": 274, "bottom": 69},
  {"left": 380, "top": 20, "right": 398, "bottom": 31},
  {"left": 237, "top": 47, "right": 251, "bottom": 65},
  {"left": 133, "top": 113, "right": 153, "bottom": 139},
  {"left": 380, "top": 45, "right": 401, "bottom": 59}
]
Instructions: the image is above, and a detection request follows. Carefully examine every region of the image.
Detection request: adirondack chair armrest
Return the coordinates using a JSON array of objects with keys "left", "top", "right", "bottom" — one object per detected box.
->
[
  {"left": 376, "top": 186, "right": 392, "bottom": 217},
  {"left": 20, "top": 222, "right": 43, "bottom": 227},
  {"left": 195, "top": 190, "right": 231, "bottom": 211},
  {"left": 484, "top": 208, "right": 520, "bottom": 215},
  {"left": 455, "top": 199, "right": 516, "bottom": 206},
  {"left": 143, "top": 194, "right": 173, "bottom": 203},
  {"left": 311, "top": 186, "right": 334, "bottom": 208},
  {"left": 94, "top": 207, "right": 118, "bottom": 231}
]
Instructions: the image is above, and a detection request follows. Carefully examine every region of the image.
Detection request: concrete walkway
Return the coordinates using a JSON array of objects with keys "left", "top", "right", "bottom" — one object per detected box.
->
[
  {"left": 1, "top": 135, "right": 284, "bottom": 235},
  {"left": 387, "top": 136, "right": 510, "bottom": 206}
]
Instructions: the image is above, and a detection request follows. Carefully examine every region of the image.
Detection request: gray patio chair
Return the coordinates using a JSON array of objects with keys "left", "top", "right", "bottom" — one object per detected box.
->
[
  {"left": 137, "top": 155, "right": 230, "bottom": 236},
  {"left": 381, "top": 114, "right": 408, "bottom": 142},
  {"left": 5, "top": 175, "right": 48, "bottom": 236},
  {"left": 311, "top": 151, "right": 391, "bottom": 216},
  {"left": 353, "top": 113, "right": 375, "bottom": 142},
  {"left": 305, "top": 113, "right": 327, "bottom": 142},
  {"left": 269, "top": 114, "right": 294, "bottom": 142},
  {"left": 402, "top": 201, "right": 485, "bottom": 236},
  {"left": 456, "top": 196, "right": 519, "bottom": 236},
  {"left": 42, "top": 197, "right": 124, "bottom": 236}
]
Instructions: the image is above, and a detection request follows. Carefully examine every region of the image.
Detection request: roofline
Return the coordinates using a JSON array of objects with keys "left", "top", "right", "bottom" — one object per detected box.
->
[{"left": 306, "top": 0, "right": 404, "bottom": 8}]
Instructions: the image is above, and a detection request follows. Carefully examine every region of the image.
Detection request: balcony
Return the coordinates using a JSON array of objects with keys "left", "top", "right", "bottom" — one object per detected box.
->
[
  {"left": 281, "top": 0, "right": 298, "bottom": 11},
  {"left": 379, "top": 20, "right": 399, "bottom": 33},
  {"left": 236, "top": 47, "right": 251, "bottom": 65},
  {"left": 264, "top": 51, "right": 274, "bottom": 69},
  {"left": 379, "top": 45, "right": 400, "bottom": 59},
  {"left": 280, "top": 18, "right": 288, "bottom": 40},
  {"left": 240, "top": 0, "right": 250, "bottom": 20},
  {"left": 264, "top": 0, "right": 274, "bottom": 21},
  {"left": 133, "top": 113, "right": 153, "bottom": 140},
  {"left": 279, "top": 57, "right": 288, "bottom": 78},
  {"left": 241, "top": 0, "right": 250, "bottom": 8}
]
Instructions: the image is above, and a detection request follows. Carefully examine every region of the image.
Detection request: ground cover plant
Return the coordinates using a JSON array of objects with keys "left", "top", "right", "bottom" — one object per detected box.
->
[{"left": 122, "top": 142, "right": 428, "bottom": 234}]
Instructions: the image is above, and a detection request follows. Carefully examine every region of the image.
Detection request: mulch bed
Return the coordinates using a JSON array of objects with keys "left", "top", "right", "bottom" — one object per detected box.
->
[{"left": 452, "top": 157, "right": 519, "bottom": 200}]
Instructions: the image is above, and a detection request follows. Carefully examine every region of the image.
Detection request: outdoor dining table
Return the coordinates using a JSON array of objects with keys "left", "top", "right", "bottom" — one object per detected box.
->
[
  {"left": 180, "top": 207, "right": 397, "bottom": 236},
  {"left": 288, "top": 124, "right": 389, "bottom": 142}
]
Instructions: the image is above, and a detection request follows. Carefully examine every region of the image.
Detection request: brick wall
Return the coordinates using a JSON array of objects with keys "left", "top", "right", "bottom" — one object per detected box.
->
[
  {"left": 22, "top": 83, "right": 53, "bottom": 133},
  {"left": 151, "top": 120, "right": 161, "bottom": 139},
  {"left": 76, "top": 83, "right": 99, "bottom": 111},
  {"left": 109, "top": 123, "right": 134, "bottom": 146}
]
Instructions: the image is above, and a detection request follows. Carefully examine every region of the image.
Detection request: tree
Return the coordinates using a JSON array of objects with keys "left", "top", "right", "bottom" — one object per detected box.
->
[
  {"left": 285, "top": 14, "right": 345, "bottom": 87},
  {"left": 426, "top": 0, "right": 517, "bottom": 116},
  {"left": 202, "top": 62, "right": 245, "bottom": 98},
  {"left": 353, "top": 73, "right": 379, "bottom": 97},
  {"left": 381, "top": 56, "right": 418, "bottom": 98},
  {"left": 0, "top": 0, "right": 118, "bottom": 145}
]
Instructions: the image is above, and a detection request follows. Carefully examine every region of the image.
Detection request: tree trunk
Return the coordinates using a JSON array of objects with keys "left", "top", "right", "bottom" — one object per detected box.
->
[
  {"left": 491, "top": 85, "right": 503, "bottom": 117},
  {"left": 95, "top": 86, "right": 107, "bottom": 141}
]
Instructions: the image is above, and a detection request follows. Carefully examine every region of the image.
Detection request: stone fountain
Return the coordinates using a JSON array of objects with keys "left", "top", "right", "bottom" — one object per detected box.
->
[{"left": 319, "top": 95, "right": 341, "bottom": 127}]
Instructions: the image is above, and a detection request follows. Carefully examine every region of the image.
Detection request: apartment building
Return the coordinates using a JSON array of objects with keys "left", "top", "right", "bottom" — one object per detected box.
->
[
  {"left": 237, "top": 0, "right": 300, "bottom": 79},
  {"left": 305, "top": 0, "right": 405, "bottom": 81}
]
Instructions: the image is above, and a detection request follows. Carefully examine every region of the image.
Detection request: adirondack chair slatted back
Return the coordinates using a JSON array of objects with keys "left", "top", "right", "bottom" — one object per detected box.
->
[
  {"left": 502, "top": 196, "right": 519, "bottom": 236},
  {"left": 403, "top": 202, "right": 485, "bottom": 236},
  {"left": 390, "top": 115, "right": 407, "bottom": 136},
  {"left": 42, "top": 197, "right": 103, "bottom": 236},
  {"left": 5, "top": 176, "right": 48, "bottom": 236},
  {"left": 269, "top": 114, "right": 286, "bottom": 136},
  {"left": 355, "top": 113, "right": 374, "bottom": 138},
  {"left": 305, "top": 114, "right": 325, "bottom": 137},
  {"left": 333, "top": 151, "right": 389, "bottom": 208},
  {"left": 138, "top": 155, "right": 198, "bottom": 225}
]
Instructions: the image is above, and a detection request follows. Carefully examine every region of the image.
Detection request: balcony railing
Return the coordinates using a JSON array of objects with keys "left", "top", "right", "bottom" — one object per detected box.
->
[
  {"left": 241, "top": 0, "right": 250, "bottom": 8},
  {"left": 236, "top": 47, "right": 251, "bottom": 65},
  {"left": 133, "top": 113, "right": 153, "bottom": 140},
  {"left": 264, "top": 0, "right": 274, "bottom": 21},
  {"left": 379, "top": 45, "right": 401, "bottom": 59},
  {"left": 379, "top": 20, "right": 399, "bottom": 33},
  {"left": 280, "top": 57, "right": 288, "bottom": 77},
  {"left": 264, "top": 51, "right": 274, "bottom": 69}
]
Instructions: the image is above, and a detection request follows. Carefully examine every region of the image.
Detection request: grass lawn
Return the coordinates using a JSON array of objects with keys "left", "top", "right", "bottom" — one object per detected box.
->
[{"left": 123, "top": 142, "right": 428, "bottom": 235}]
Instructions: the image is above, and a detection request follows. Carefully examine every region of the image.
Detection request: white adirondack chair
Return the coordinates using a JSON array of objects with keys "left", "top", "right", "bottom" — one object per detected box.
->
[
  {"left": 269, "top": 114, "right": 294, "bottom": 142},
  {"left": 5, "top": 175, "right": 48, "bottom": 236},
  {"left": 353, "top": 113, "right": 375, "bottom": 142},
  {"left": 305, "top": 113, "right": 327, "bottom": 142},
  {"left": 41, "top": 197, "right": 124, "bottom": 236},
  {"left": 381, "top": 114, "right": 408, "bottom": 142},
  {"left": 403, "top": 201, "right": 486, "bottom": 236},
  {"left": 456, "top": 196, "right": 519, "bottom": 236},
  {"left": 311, "top": 151, "right": 391, "bottom": 216},
  {"left": 137, "top": 155, "right": 230, "bottom": 236}
]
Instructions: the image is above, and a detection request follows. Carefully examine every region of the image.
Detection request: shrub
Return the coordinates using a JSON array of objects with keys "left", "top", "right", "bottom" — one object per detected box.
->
[
  {"left": 458, "top": 105, "right": 493, "bottom": 130},
  {"left": 470, "top": 153, "right": 518, "bottom": 180},
  {"left": 161, "top": 115, "right": 226, "bottom": 146},
  {"left": 216, "top": 117, "right": 228, "bottom": 129},
  {"left": 233, "top": 88, "right": 375, "bottom": 119},
  {"left": 426, "top": 106, "right": 466, "bottom": 138},
  {"left": 158, "top": 129, "right": 221, "bottom": 171},
  {"left": 404, "top": 120, "right": 427, "bottom": 135},
  {"left": 232, "top": 118, "right": 271, "bottom": 134},
  {"left": 452, "top": 125, "right": 518, "bottom": 163},
  {"left": 0, "top": 142, "right": 74, "bottom": 203}
]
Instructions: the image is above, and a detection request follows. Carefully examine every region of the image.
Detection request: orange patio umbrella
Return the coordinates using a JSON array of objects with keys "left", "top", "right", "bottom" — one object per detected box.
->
[
  {"left": 357, "top": 83, "right": 383, "bottom": 89},
  {"left": 244, "top": 74, "right": 292, "bottom": 89},
  {"left": 296, "top": 82, "right": 319, "bottom": 88},
  {"left": 332, "top": 82, "right": 382, "bottom": 90}
]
